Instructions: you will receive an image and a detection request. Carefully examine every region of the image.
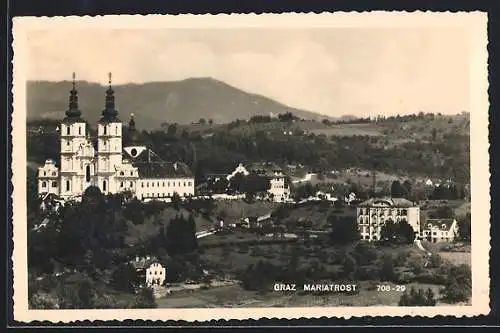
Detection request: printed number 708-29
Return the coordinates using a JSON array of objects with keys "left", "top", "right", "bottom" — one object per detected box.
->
[{"left": 377, "top": 285, "right": 406, "bottom": 292}]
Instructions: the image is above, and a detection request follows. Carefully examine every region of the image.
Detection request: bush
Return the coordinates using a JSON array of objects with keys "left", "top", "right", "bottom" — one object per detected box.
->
[
  {"left": 379, "top": 255, "right": 398, "bottom": 282},
  {"left": 399, "top": 287, "right": 437, "bottom": 306},
  {"left": 441, "top": 264, "right": 471, "bottom": 303}
]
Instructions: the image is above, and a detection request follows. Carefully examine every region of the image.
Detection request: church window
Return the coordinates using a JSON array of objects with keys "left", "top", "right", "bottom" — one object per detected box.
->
[
  {"left": 86, "top": 165, "right": 91, "bottom": 182},
  {"left": 130, "top": 182, "right": 133, "bottom": 188},
  {"left": 103, "top": 125, "right": 107, "bottom": 135},
  {"left": 78, "top": 126, "right": 82, "bottom": 135},
  {"left": 43, "top": 171, "right": 46, "bottom": 176},
  {"left": 66, "top": 126, "right": 70, "bottom": 135},
  {"left": 67, "top": 141, "right": 70, "bottom": 146},
  {"left": 103, "top": 180, "right": 107, "bottom": 192},
  {"left": 130, "top": 171, "right": 133, "bottom": 176},
  {"left": 41, "top": 181, "right": 47, "bottom": 188},
  {"left": 120, "top": 182, "right": 124, "bottom": 188},
  {"left": 52, "top": 181, "right": 57, "bottom": 188},
  {"left": 66, "top": 180, "right": 70, "bottom": 192}
]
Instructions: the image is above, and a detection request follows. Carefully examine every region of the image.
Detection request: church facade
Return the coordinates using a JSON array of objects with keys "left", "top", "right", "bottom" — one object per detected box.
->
[{"left": 37, "top": 73, "right": 195, "bottom": 201}]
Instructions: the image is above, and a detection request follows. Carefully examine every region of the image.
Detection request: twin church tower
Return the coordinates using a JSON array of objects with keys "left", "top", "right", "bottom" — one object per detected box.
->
[{"left": 37, "top": 73, "right": 195, "bottom": 201}]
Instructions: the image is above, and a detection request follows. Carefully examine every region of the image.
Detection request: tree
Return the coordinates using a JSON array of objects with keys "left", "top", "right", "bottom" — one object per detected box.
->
[
  {"left": 441, "top": 264, "right": 472, "bottom": 303},
  {"left": 342, "top": 254, "right": 357, "bottom": 279},
  {"left": 380, "top": 219, "right": 415, "bottom": 244},
  {"left": 457, "top": 213, "right": 471, "bottom": 241},
  {"left": 428, "top": 206, "right": 454, "bottom": 219},
  {"left": 166, "top": 214, "right": 198, "bottom": 256},
  {"left": 329, "top": 215, "right": 360, "bottom": 245},
  {"left": 112, "top": 263, "right": 138, "bottom": 293},
  {"left": 399, "top": 287, "right": 437, "bottom": 306},
  {"left": 380, "top": 255, "right": 398, "bottom": 282},
  {"left": 133, "top": 288, "right": 157, "bottom": 308},
  {"left": 390, "top": 180, "right": 407, "bottom": 197},
  {"left": 167, "top": 124, "right": 177, "bottom": 136}
]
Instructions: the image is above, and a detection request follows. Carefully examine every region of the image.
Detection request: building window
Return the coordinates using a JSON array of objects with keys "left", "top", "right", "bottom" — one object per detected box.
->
[
  {"left": 66, "top": 126, "right": 70, "bottom": 135},
  {"left": 188, "top": 181, "right": 192, "bottom": 186},
  {"left": 183, "top": 182, "right": 186, "bottom": 187},
  {"left": 120, "top": 182, "right": 124, "bottom": 188},
  {"left": 66, "top": 180, "right": 70, "bottom": 192},
  {"left": 52, "top": 171, "right": 56, "bottom": 176},
  {"left": 120, "top": 171, "right": 124, "bottom": 176},
  {"left": 130, "top": 171, "right": 133, "bottom": 176},
  {"left": 157, "top": 182, "right": 160, "bottom": 187},
  {"left": 41, "top": 181, "right": 47, "bottom": 188},
  {"left": 103, "top": 180, "right": 107, "bottom": 192},
  {"left": 43, "top": 171, "right": 46, "bottom": 176},
  {"left": 86, "top": 165, "right": 91, "bottom": 182},
  {"left": 78, "top": 126, "right": 82, "bottom": 135},
  {"left": 67, "top": 141, "right": 70, "bottom": 146},
  {"left": 141, "top": 182, "right": 144, "bottom": 188},
  {"left": 152, "top": 182, "right": 154, "bottom": 187},
  {"left": 130, "top": 182, "right": 133, "bottom": 188},
  {"left": 167, "top": 182, "right": 170, "bottom": 187},
  {"left": 103, "top": 125, "right": 107, "bottom": 135},
  {"left": 52, "top": 181, "right": 57, "bottom": 188},
  {"left": 163, "top": 182, "right": 165, "bottom": 186}
]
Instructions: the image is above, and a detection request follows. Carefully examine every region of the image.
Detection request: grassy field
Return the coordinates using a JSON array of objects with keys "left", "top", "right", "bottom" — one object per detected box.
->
[
  {"left": 156, "top": 281, "right": 446, "bottom": 308},
  {"left": 213, "top": 200, "right": 281, "bottom": 223},
  {"left": 309, "top": 124, "right": 384, "bottom": 137}
]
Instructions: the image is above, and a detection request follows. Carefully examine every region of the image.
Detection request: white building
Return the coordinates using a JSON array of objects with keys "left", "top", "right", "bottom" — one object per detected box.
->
[
  {"left": 421, "top": 218, "right": 459, "bottom": 243},
  {"left": 356, "top": 197, "right": 421, "bottom": 242},
  {"left": 37, "top": 73, "right": 195, "bottom": 201},
  {"left": 227, "top": 162, "right": 291, "bottom": 202},
  {"left": 145, "top": 262, "right": 167, "bottom": 287}
]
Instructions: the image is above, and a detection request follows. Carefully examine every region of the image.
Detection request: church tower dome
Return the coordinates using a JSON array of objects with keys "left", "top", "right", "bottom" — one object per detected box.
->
[
  {"left": 99, "top": 72, "right": 120, "bottom": 123},
  {"left": 63, "top": 72, "right": 84, "bottom": 123}
]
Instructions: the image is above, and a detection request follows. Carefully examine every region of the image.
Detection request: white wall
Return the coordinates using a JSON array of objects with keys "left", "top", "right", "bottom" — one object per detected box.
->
[{"left": 135, "top": 177, "right": 195, "bottom": 199}]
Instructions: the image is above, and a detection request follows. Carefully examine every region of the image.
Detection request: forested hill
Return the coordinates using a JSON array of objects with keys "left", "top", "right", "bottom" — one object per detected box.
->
[{"left": 27, "top": 78, "right": 334, "bottom": 129}]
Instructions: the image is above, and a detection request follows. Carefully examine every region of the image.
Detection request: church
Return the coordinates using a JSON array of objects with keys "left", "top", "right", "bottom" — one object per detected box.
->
[{"left": 37, "top": 73, "right": 195, "bottom": 202}]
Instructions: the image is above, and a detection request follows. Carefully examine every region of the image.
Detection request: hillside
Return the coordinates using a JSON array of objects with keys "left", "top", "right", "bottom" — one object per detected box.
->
[{"left": 27, "top": 78, "right": 333, "bottom": 130}]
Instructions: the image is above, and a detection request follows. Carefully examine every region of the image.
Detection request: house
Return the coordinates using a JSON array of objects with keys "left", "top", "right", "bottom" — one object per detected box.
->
[
  {"left": 131, "top": 256, "right": 166, "bottom": 288},
  {"left": 421, "top": 218, "right": 459, "bottom": 243},
  {"left": 357, "top": 197, "right": 420, "bottom": 242},
  {"left": 226, "top": 162, "right": 291, "bottom": 202}
]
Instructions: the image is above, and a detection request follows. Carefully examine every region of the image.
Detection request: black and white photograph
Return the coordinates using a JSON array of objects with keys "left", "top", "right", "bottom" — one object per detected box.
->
[{"left": 11, "top": 12, "right": 490, "bottom": 322}]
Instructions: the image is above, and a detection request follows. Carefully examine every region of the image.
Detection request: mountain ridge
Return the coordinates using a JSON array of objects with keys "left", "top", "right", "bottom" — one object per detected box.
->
[{"left": 27, "top": 77, "right": 335, "bottom": 130}]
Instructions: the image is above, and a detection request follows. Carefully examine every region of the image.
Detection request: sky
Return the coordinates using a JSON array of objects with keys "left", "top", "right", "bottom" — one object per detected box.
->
[{"left": 26, "top": 27, "right": 471, "bottom": 117}]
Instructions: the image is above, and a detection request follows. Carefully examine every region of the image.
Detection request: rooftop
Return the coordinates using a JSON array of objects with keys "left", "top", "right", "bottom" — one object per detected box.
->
[
  {"left": 123, "top": 147, "right": 193, "bottom": 179},
  {"left": 425, "top": 218, "right": 457, "bottom": 230},
  {"left": 358, "top": 197, "right": 416, "bottom": 208}
]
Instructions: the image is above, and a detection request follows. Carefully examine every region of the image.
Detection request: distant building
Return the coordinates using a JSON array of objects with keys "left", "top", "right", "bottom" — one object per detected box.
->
[
  {"left": 421, "top": 218, "right": 459, "bottom": 243},
  {"left": 226, "top": 162, "right": 291, "bottom": 202},
  {"left": 37, "top": 73, "right": 194, "bottom": 202},
  {"left": 146, "top": 262, "right": 166, "bottom": 287},
  {"left": 357, "top": 197, "right": 420, "bottom": 242},
  {"left": 132, "top": 256, "right": 166, "bottom": 287}
]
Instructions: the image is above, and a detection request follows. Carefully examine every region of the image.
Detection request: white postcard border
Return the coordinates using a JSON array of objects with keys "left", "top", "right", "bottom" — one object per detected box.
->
[{"left": 11, "top": 12, "right": 490, "bottom": 322}]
